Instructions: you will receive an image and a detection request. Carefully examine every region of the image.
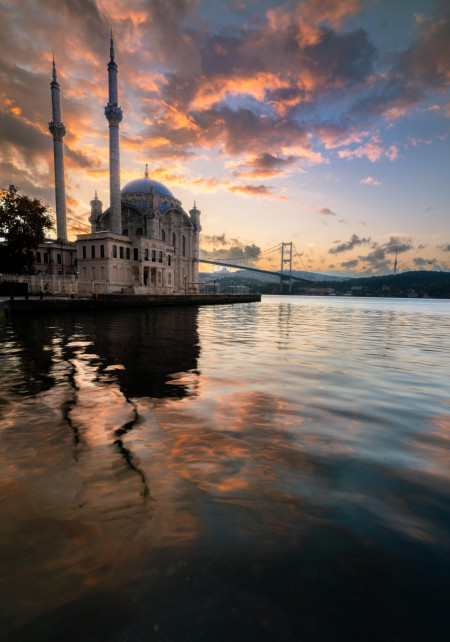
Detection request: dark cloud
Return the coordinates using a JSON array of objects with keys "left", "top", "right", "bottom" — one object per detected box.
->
[
  {"left": 329, "top": 234, "right": 370, "bottom": 253},
  {"left": 201, "top": 233, "right": 228, "bottom": 246},
  {"left": 228, "top": 184, "right": 274, "bottom": 196},
  {"left": 318, "top": 207, "right": 336, "bottom": 216},
  {"left": 439, "top": 243, "right": 450, "bottom": 252},
  {"left": 356, "top": 236, "right": 413, "bottom": 272},
  {"left": 341, "top": 259, "right": 359, "bottom": 268},
  {"left": 142, "top": 0, "right": 201, "bottom": 73},
  {"left": 200, "top": 237, "right": 261, "bottom": 262},
  {"left": 413, "top": 257, "right": 435, "bottom": 267},
  {"left": 232, "top": 153, "right": 296, "bottom": 178},
  {"left": 383, "top": 236, "right": 413, "bottom": 255}
]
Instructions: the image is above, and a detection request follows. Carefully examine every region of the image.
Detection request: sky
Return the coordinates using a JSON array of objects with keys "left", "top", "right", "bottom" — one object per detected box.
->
[{"left": 0, "top": 0, "right": 449, "bottom": 276}]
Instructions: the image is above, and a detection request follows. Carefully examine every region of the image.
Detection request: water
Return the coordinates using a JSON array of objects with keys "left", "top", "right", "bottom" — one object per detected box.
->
[{"left": 0, "top": 296, "right": 449, "bottom": 642}]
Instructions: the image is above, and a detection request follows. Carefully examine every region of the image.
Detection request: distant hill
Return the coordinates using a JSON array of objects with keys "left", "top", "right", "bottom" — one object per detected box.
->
[
  {"left": 199, "top": 268, "right": 346, "bottom": 283},
  {"left": 199, "top": 270, "right": 450, "bottom": 298}
]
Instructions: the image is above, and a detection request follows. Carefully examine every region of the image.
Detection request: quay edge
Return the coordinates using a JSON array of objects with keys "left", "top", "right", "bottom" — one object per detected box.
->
[{"left": 3, "top": 293, "right": 261, "bottom": 315}]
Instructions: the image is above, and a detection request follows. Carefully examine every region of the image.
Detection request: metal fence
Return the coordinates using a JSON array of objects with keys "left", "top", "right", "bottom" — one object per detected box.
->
[{"left": 0, "top": 273, "right": 108, "bottom": 296}]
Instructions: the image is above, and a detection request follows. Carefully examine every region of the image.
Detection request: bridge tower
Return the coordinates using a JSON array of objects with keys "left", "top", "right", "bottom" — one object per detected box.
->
[{"left": 280, "top": 242, "right": 293, "bottom": 294}]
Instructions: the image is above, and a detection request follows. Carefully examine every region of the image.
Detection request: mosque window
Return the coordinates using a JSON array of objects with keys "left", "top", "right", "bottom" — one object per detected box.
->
[
  {"left": 120, "top": 246, "right": 124, "bottom": 259},
  {"left": 144, "top": 248, "right": 149, "bottom": 261},
  {"left": 100, "top": 245, "right": 105, "bottom": 258},
  {"left": 57, "top": 253, "right": 62, "bottom": 264},
  {"left": 168, "top": 255, "right": 171, "bottom": 266},
  {"left": 136, "top": 227, "right": 143, "bottom": 236},
  {"left": 161, "top": 229, "right": 166, "bottom": 242},
  {"left": 122, "top": 229, "right": 128, "bottom": 236},
  {"left": 36, "top": 251, "right": 41, "bottom": 263},
  {"left": 126, "top": 247, "right": 130, "bottom": 260},
  {"left": 44, "top": 252, "right": 49, "bottom": 263},
  {"left": 182, "top": 236, "right": 186, "bottom": 257},
  {"left": 172, "top": 233, "right": 176, "bottom": 252},
  {"left": 133, "top": 248, "right": 138, "bottom": 261},
  {"left": 91, "top": 246, "right": 96, "bottom": 259},
  {"left": 82, "top": 246, "right": 87, "bottom": 259},
  {"left": 158, "top": 251, "right": 163, "bottom": 263},
  {"left": 151, "top": 250, "right": 156, "bottom": 262},
  {"left": 112, "top": 245, "right": 117, "bottom": 258}
]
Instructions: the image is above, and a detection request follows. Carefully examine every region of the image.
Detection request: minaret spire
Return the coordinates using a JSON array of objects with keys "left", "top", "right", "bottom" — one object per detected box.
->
[
  {"left": 110, "top": 30, "right": 115, "bottom": 61},
  {"left": 145, "top": 163, "right": 149, "bottom": 178},
  {"left": 48, "top": 55, "right": 67, "bottom": 241},
  {"left": 104, "top": 32, "right": 123, "bottom": 234}
]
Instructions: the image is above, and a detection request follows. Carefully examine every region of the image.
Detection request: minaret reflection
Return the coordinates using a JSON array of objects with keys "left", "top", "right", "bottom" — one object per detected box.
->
[{"left": 2, "top": 307, "right": 200, "bottom": 506}]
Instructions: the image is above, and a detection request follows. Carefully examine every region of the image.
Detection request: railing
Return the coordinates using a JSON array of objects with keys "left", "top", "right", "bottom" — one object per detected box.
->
[{"left": 0, "top": 273, "right": 108, "bottom": 296}]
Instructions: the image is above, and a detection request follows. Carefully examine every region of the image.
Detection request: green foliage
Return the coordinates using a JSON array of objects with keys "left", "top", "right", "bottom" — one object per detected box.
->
[{"left": 0, "top": 184, "right": 54, "bottom": 252}]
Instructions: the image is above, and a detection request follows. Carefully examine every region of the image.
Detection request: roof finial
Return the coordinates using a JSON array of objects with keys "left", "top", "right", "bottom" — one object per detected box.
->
[
  {"left": 52, "top": 53, "right": 57, "bottom": 81},
  {"left": 95, "top": 189, "right": 98, "bottom": 199},
  {"left": 145, "top": 163, "right": 149, "bottom": 179},
  {"left": 110, "top": 29, "right": 115, "bottom": 61}
]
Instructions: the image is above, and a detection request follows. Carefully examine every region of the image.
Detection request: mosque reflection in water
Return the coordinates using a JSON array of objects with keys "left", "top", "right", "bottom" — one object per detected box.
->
[{"left": 1, "top": 302, "right": 449, "bottom": 642}]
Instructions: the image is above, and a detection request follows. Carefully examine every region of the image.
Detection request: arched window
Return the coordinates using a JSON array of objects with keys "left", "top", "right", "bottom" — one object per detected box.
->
[
  {"left": 136, "top": 227, "right": 143, "bottom": 236},
  {"left": 158, "top": 251, "right": 163, "bottom": 263},
  {"left": 126, "top": 247, "right": 130, "bottom": 260},
  {"left": 112, "top": 245, "right": 117, "bottom": 258},
  {"left": 144, "top": 248, "right": 149, "bottom": 261},
  {"left": 122, "top": 228, "right": 128, "bottom": 236},
  {"left": 161, "top": 229, "right": 166, "bottom": 242},
  {"left": 172, "top": 233, "right": 176, "bottom": 253},
  {"left": 133, "top": 248, "right": 138, "bottom": 261},
  {"left": 182, "top": 235, "right": 186, "bottom": 257},
  {"left": 151, "top": 250, "right": 156, "bottom": 262},
  {"left": 119, "top": 246, "right": 124, "bottom": 259}
]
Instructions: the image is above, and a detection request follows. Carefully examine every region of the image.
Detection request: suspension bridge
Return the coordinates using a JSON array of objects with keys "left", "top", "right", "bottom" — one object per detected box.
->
[
  {"left": 67, "top": 215, "right": 309, "bottom": 292},
  {"left": 199, "top": 242, "right": 310, "bottom": 292}
]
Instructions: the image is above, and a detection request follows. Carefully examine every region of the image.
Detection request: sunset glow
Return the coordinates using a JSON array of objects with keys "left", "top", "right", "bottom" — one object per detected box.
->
[{"left": 0, "top": 0, "right": 449, "bottom": 275}]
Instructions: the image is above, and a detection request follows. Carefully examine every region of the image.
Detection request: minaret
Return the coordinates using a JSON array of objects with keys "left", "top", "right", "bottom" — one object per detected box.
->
[
  {"left": 104, "top": 32, "right": 123, "bottom": 234},
  {"left": 48, "top": 56, "right": 68, "bottom": 241},
  {"left": 189, "top": 201, "right": 201, "bottom": 256},
  {"left": 89, "top": 191, "right": 103, "bottom": 233}
]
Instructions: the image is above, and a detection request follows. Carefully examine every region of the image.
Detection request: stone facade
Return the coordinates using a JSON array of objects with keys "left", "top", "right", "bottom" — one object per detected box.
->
[
  {"left": 79, "top": 178, "right": 200, "bottom": 294},
  {"left": 32, "top": 239, "right": 77, "bottom": 275}
]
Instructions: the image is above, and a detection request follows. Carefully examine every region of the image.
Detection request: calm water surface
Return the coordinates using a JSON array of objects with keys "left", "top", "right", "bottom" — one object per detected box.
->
[{"left": 0, "top": 296, "right": 449, "bottom": 641}]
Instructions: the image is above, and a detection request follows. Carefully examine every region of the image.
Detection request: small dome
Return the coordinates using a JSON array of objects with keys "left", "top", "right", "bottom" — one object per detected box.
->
[{"left": 121, "top": 177, "right": 174, "bottom": 198}]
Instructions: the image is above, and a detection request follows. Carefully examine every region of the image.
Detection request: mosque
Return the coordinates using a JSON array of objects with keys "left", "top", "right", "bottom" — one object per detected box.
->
[{"left": 37, "top": 35, "right": 201, "bottom": 294}]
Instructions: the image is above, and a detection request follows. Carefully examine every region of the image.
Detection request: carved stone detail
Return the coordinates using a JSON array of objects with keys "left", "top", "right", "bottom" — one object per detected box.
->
[
  {"left": 104, "top": 103, "right": 123, "bottom": 126},
  {"left": 49, "top": 120, "right": 66, "bottom": 140}
]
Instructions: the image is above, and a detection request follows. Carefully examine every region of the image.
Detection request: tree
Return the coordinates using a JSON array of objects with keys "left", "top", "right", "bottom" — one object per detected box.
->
[{"left": 0, "top": 185, "right": 54, "bottom": 273}]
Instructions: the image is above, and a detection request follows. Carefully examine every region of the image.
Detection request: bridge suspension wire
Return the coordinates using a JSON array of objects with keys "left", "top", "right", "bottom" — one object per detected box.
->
[{"left": 292, "top": 243, "right": 308, "bottom": 272}]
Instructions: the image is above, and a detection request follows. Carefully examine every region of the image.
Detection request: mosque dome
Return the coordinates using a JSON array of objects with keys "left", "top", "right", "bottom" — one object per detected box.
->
[{"left": 121, "top": 177, "right": 174, "bottom": 198}]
